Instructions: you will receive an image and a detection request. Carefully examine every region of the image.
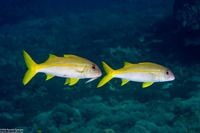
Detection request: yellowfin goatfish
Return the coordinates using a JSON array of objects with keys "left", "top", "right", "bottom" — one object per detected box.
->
[
  {"left": 22, "top": 50, "right": 102, "bottom": 85},
  {"left": 97, "top": 62, "right": 175, "bottom": 88}
]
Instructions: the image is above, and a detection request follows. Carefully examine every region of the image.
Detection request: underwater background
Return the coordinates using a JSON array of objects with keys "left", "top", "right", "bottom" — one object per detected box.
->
[{"left": 0, "top": 0, "right": 200, "bottom": 132}]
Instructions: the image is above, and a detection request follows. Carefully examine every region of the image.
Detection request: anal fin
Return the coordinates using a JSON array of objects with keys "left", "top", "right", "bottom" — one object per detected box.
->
[
  {"left": 46, "top": 74, "right": 54, "bottom": 81},
  {"left": 121, "top": 79, "right": 129, "bottom": 86}
]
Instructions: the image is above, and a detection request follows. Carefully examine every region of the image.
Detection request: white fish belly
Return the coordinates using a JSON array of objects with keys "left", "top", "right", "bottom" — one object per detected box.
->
[
  {"left": 38, "top": 66, "right": 85, "bottom": 78},
  {"left": 114, "top": 72, "right": 159, "bottom": 82}
]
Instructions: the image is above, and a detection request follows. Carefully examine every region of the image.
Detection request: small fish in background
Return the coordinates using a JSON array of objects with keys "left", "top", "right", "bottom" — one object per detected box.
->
[
  {"left": 22, "top": 50, "right": 102, "bottom": 85},
  {"left": 97, "top": 62, "right": 175, "bottom": 88}
]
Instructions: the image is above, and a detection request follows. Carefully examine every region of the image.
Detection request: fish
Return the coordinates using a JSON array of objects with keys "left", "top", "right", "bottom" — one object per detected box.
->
[
  {"left": 22, "top": 50, "right": 102, "bottom": 85},
  {"left": 97, "top": 62, "right": 175, "bottom": 88}
]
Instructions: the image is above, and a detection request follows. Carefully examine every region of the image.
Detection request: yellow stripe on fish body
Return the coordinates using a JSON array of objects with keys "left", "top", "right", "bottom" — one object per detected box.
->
[
  {"left": 22, "top": 51, "right": 102, "bottom": 85},
  {"left": 97, "top": 61, "right": 175, "bottom": 88}
]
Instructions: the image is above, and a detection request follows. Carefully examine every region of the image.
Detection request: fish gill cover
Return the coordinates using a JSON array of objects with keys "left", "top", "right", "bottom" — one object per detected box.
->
[{"left": 0, "top": 0, "right": 200, "bottom": 132}]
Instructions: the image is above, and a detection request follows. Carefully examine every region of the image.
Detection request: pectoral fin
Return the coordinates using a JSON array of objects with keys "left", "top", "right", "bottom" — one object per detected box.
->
[
  {"left": 121, "top": 79, "right": 129, "bottom": 86},
  {"left": 46, "top": 74, "right": 54, "bottom": 81},
  {"left": 76, "top": 70, "right": 84, "bottom": 74},
  {"left": 65, "top": 78, "right": 79, "bottom": 86},
  {"left": 142, "top": 82, "right": 154, "bottom": 88}
]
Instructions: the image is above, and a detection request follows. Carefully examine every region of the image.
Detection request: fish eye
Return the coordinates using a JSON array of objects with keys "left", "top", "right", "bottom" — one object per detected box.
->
[
  {"left": 165, "top": 70, "right": 170, "bottom": 75},
  {"left": 91, "top": 64, "right": 96, "bottom": 70}
]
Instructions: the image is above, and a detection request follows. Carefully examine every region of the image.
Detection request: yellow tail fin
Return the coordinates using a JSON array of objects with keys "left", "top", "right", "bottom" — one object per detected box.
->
[
  {"left": 97, "top": 62, "right": 115, "bottom": 88},
  {"left": 23, "top": 50, "right": 38, "bottom": 85}
]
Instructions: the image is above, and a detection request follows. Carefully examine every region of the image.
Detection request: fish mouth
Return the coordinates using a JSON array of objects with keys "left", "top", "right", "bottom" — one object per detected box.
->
[
  {"left": 97, "top": 70, "right": 102, "bottom": 77},
  {"left": 170, "top": 74, "right": 175, "bottom": 80},
  {"left": 85, "top": 71, "right": 102, "bottom": 83}
]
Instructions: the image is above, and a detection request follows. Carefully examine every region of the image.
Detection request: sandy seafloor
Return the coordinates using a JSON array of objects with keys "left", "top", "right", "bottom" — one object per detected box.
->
[{"left": 0, "top": 0, "right": 200, "bottom": 132}]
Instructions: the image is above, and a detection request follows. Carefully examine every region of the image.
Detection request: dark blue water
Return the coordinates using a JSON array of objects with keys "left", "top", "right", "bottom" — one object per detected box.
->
[{"left": 0, "top": 0, "right": 200, "bottom": 132}]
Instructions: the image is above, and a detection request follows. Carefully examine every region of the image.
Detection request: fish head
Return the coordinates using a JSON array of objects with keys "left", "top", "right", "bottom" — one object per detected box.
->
[
  {"left": 85, "top": 63, "right": 102, "bottom": 78},
  {"left": 160, "top": 68, "right": 175, "bottom": 82}
]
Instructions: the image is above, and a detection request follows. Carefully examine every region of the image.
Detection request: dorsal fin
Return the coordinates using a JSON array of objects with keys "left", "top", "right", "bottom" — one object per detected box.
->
[
  {"left": 64, "top": 54, "right": 80, "bottom": 58},
  {"left": 46, "top": 54, "right": 57, "bottom": 61},
  {"left": 124, "top": 62, "right": 132, "bottom": 66},
  {"left": 138, "top": 62, "right": 153, "bottom": 65}
]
